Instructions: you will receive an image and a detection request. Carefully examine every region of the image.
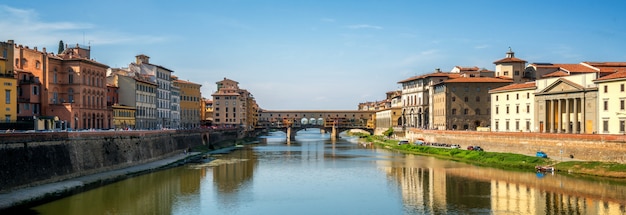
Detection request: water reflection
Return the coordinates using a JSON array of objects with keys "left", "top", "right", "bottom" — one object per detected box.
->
[
  {"left": 379, "top": 154, "right": 626, "bottom": 214},
  {"left": 31, "top": 132, "right": 626, "bottom": 215}
]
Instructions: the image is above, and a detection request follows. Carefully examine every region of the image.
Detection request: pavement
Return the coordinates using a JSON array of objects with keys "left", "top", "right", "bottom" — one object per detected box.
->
[{"left": 0, "top": 152, "right": 202, "bottom": 211}]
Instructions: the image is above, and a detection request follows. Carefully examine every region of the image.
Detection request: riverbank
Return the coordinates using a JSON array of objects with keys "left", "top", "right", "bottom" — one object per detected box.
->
[
  {"left": 0, "top": 142, "right": 247, "bottom": 213},
  {"left": 363, "top": 135, "right": 626, "bottom": 179}
]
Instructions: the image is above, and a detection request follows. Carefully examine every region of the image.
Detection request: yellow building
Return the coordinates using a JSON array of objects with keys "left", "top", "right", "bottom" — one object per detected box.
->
[
  {"left": 112, "top": 104, "right": 136, "bottom": 130},
  {"left": 173, "top": 76, "right": 202, "bottom": 129},
  {"left": 594, "top": 68, "right": 626, "bottom": 134},
  {"left": 202, "top": 98, "right": 213, "bottom": 125},
  {"left": 0, "top": 41, "right": 17, "bottom": 123}
]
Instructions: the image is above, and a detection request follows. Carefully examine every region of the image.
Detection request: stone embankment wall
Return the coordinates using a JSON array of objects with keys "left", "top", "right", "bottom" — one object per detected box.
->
[
  {"left": 406, "top": 129, "right": 626, "bottom": 163},
  {"left": 0, "top": 130, "right": 219, "bottom": 192}
]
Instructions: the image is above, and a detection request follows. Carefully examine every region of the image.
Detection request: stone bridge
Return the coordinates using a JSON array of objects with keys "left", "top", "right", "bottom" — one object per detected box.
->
[{"left": 256, "top": 110, "right": 375, "bottom": 141}]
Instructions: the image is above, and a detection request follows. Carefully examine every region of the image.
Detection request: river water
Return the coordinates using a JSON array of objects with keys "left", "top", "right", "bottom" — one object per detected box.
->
[{"left": 32, "top": 130, "right": 626, "bottom": 214}]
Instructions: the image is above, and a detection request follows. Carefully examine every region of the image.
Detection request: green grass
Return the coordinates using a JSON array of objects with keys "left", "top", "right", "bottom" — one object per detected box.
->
[
  {"left": 391, "top": 143, "right": 550, "bottom": 170},
  {"left": 363, "top": 135, "right": 626, "bottom": 179}
]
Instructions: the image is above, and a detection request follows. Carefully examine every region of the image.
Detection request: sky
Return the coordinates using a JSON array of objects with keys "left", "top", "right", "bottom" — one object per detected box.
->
[{"left": 1, "top": 1, "right": 626, "bottom": 110}]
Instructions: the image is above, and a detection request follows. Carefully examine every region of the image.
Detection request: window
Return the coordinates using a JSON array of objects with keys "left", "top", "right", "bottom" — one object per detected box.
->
[
  {"left": 452, "top": 109, "right": 456, "bottom": 115},
  {"left": 622, "top": 84, "right": 625, "bottom": 92},
  {"left": 516, "top": 105, "right": 519, "bottom": 114},
  {"left": 495, "top": 107, "right": 499, "bottom": 114},
  {"left": 621, "top": 120, "right": 625, "bottom": 133},
  {"left": 622, "top": 100, "right": 625, "bottom": 111},
  {"left": 33, "top": 86, "right": 38, "bottom": 95},
  {"left": 476, "top": 96, "right": 480, "bottom": 102},
  {"left": 5, "top": 90, "right": 10, "bottom": 104},
  {"left": 464, "top": 108, "right": 468, "bottom": 115},
  {"left": 475, "top": 109, "right": 480, "bottom": 115},
  {"left": 495, "top": 121, "right": 499, "bottom": 130},
  {"left": 515, "top": 121, "right": 519, "bottom": 131},
  {"left": 603, "top": 120, "right": 609, "bottom": 132},
  {"left": 464, "top": 97, "right": 468, "bottom": 102},
  {"left": 506, "top": 106, "right": 509, "bottom": 114},
  {"left": 527, "top": 92, "right": 530, "bottom": 98},
  {"left": 604, "top": 100, "right": 609, "bottom": 111},
  {"left": 514, "top": 71, "right": 520, "bottom": 76},
  {"left": 526, "top": 121, "right": 531, "bottom": 131},
  {"left": 506, "top": 95, "right": 509, "bottom": 100},
  {"left": 527, "top": 104, "right": 530, "bottom": 113},
  {"left": 452, "top": 97, "right": 456, "bottom": 102},
  {"left": 516, "top": 93, "right": 519, "bottom": 100},
  {"left": 506, "top": 121, "right": 510, "bottom": 130},
  {"left": 496, "top": 95, "right": 498, "bottom": 101},
  {"left": 604, "top": 85, "right": 608, "bottom": 93}
]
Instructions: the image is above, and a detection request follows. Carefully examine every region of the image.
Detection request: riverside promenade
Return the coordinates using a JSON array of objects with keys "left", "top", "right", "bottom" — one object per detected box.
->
[{"left": 0, "top": 151, "right": 202, "bottom": 211}]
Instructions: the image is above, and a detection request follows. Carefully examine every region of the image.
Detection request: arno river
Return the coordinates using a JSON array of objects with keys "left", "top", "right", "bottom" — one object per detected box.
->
[{"left": 31, "top": 130, "right": 626, "bottom": 214}]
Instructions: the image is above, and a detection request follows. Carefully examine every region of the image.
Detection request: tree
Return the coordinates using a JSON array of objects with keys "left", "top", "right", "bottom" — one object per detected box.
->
[
  {"left": 58, "top": 40, "right": 64, "bottom": 54},
  {"left": 383, "top": 127, "right": 394, "bottom": 138}
]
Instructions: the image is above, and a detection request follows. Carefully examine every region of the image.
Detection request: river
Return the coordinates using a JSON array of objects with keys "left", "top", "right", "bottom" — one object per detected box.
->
[{"left": 31, "top": 130, "right": 626, "bottom": 214}]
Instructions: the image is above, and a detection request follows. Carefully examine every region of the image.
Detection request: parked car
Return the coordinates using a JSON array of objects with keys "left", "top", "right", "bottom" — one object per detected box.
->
[
  {"left": 450, "top": 144, "right": 461, "bottom": 149},
  {"left": 467, "top": 146, "right": 483, "bottom": 151},
  {"left": 398, "top": 140, "right": 409, "bottom": 145},
  {"left": 536, "top": 151, "right": 548, "bottom": 158}
]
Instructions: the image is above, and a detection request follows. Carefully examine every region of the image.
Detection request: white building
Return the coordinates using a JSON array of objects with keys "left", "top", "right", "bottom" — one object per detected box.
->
[{"left": 489, "top": 82, "right": 536, "bottom": 132}]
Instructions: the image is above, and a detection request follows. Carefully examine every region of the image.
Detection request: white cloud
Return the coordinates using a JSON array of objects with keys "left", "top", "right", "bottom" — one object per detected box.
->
[
  {"left": 347, "top": 24, "right": 383, "bottom": 30},
  {"left": 0, "top": 5, "right": 166, "bottom": 48}
]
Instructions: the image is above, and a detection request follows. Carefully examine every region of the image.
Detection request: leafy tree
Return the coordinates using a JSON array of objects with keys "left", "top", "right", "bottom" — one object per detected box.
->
[
  {"left": 58, "top": 40, "right": 64, "bottom": 54},
  {"left": 383, "top": 127, "right": 394, "bottom": 138}
]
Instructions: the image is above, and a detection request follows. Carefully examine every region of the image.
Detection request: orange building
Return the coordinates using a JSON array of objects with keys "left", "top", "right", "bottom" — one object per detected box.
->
[{"left": 11, "top": 40, "right": 110, "bottom": 130}]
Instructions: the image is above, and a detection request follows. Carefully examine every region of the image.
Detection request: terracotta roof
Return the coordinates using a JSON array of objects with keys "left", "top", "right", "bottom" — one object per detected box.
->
[
  {"left": 542, "top": 70, "right": 570, "bottom": 78},
  {"left": 443, "top": 77, "right": 513, "bottom": 83},
  {"left": 397, "top": 72, "right": 460, "bottom": 83},
  {"left": 489, "top": 82, "right": 536, "bottom": 93},
  {"left": 532, "top": 63, "right": 597, "bottom": 73},
  {"left": 493, "top": 57, "right": 527, "bottom": 64},
  {"left": 455, "top": 66, "right": 480, "bottom": 71},
  {"left": 583, "top": 62, "right": 626, "bottom": 67},
  {"left": 173, "top": 79, "right": 202, "bottom": 86},
  {"left": 594, "top": 71, "right": 626, "bottom": 82},
  {"left": 211, "top": 92, "right": 240, "bottom": 96}
]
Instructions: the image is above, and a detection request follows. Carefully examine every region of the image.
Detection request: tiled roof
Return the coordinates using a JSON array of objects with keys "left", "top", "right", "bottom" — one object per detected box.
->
[
  {"left": 173, "top": 79, "right": 202, "bottom": 86},
  {"left": 455, "top": 66, "right": 480, "bottom": 71},
  {"left": 397, "top": 72, "right": 460, "bottom": 83},
  {"left": 443, "top": 77, "right": 513, "bottom": 83},
  {"left": 542, "top": 70, "right": 570, "bottom": 78},
  {"left": 493, "top": 57, "right": 527, "bottom": 64},
  {"left": 594, "top": 71, "right": 626, "bottom": 82},
  {"left": 489, "top": 82, "right": 536, "bottom": 93}
]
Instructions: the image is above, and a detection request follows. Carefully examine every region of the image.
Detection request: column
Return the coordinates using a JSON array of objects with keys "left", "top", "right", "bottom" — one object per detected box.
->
[
  {"left": 549, "top": 99, "right": 555, "bottom": 133},
  {"left": 573, "top": 98, "right": 580, "bottom": 134},
  {"left": 557, "top": 99, "right": 562, "bottom": 133},
  {"left": 565, "top": 98, "right": 571, "bottom": 133}
]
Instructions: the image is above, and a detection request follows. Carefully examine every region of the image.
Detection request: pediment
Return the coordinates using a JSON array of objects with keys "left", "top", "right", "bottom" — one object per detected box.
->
[{"left": 538, "top": 78, "right": 584, "bottom": 94}]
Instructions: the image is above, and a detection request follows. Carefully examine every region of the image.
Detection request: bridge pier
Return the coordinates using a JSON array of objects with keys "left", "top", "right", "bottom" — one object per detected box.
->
[
  {"left": 331, "top": 126, "right": 337, "bottom": 140},
  {"left": 286, "top": 127, "right": 296, "bottom": 143}
]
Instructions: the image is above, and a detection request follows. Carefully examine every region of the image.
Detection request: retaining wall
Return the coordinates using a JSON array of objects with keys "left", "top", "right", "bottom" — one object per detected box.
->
[
  {"left": 0, "top": 130, "right": 213, "bottom": 192},
  {"left": 406, "top": 129, "right": 626, "bottom": 163}
]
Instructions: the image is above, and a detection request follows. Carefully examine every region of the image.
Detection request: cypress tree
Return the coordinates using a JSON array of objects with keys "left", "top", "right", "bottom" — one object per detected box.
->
[{"left": 58, "top": 40, "right": 64, "bottom": 54}]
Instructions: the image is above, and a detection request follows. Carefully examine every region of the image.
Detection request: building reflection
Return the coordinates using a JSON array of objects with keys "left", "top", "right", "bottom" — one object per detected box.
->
[
  {"left": 211, "top": 148, "right": 257, "bottom": 193},
  {"left": 379, "top": 156, "right": 626, "bottom": 214}
]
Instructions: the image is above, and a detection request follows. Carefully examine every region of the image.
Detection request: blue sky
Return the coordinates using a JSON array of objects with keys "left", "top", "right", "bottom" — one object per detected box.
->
[{"left": 2, "top": 1, "right": 625, "bottom": 110}]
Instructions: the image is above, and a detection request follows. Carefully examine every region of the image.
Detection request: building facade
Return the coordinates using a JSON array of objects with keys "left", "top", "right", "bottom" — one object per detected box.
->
[
  {"left": 433, "top": 77, "right": 512, "bottom": 130},
  {"left": 489, "top": 82, "right": 536, "bottom": 132},
  {"left": 594, "top": 70, "right": 626, "bottom": 134},
  {"left": 173, "top": 76, "right": 202, "bottom": 129},
  {"left": 131, "top": 55, "right": 173, "bottom": 129},
  {"left": 0, "top": 41, "right": 17, "bottom": 123}
]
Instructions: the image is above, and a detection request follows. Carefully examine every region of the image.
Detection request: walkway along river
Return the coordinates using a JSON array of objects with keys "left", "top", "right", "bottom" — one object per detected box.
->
[{"left": 23, "top": 130, "right": 626, "bottom": 214}]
